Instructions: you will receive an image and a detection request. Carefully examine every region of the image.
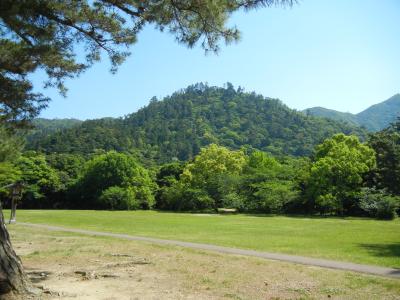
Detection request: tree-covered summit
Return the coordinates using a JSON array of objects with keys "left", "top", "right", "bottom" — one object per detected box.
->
[
  {"left": 27, "top": 83, "right": 366, "bottom": 162},
  {"left": 304, "top": 94, "right": 400, "bottom": 132}
]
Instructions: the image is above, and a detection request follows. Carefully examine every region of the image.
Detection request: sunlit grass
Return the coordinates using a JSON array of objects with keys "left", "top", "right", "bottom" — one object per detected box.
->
[{"left": 11, "top": 210, "right": 400, "bottom": 268}]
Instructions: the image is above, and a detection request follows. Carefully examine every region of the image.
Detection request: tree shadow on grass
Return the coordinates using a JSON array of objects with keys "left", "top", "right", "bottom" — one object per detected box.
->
[{"left": 359, "top": 243, "right": 400, "bottom": 259}]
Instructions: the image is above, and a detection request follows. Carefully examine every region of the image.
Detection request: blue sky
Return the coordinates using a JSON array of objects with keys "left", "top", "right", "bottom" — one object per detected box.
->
[{"left": 33, "top": 0, "right": 400, "bottom": 120}]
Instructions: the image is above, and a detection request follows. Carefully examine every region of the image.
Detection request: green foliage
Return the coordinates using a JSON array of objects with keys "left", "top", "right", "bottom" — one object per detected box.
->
[
  {"left": 358, "top": 188, "right": 399, "bottom": 220},
  {"left": 1, "top": 1, "right": 293, "bottom": 126},
  {"left": 158, "top": 182, "right": 214, "bottom": 211},
  {"left": 182, "top": 144, "right": 245, "bottom": 185},
  {"left": 27, "top": 84, "right": 367, "bottom": 162},
  {"left": 0, "top": 163, "right": 21, "bottom": 200},
  {"left": 156, "top": 144, "right": 245, "bottom": 211},
  {"left": 0, "top": 125, "right": 23, "bottom": 162},
  {"left": 0, "top": 125, "right": 24, "bottom": 202},
  {"left": 156, "top": 162, "right": 185, "bottom": 188},
  {"left": 240, "top": 151, "right": 302, "bottom": 213},
  {"left": 16, "top": 153, "right": 61, "bottom": 207},
  {"left": 307, "top": 134, "right": 376, "bottom": 215},
  {"left": 99, "top": 186, "right": 138, "bottom": 210},
  {"left": 315, "top": 194, "right": 340, "bottom": 216},
  {"left": 251, "top": 181, "right": 299, "bottom": 213},
  {"left": 368, "top": 120, "right": 400, "bottom": 195},
  {"left": 73, "top": 151, "right": 155, "bottom": 209},
  {"left": 182, "top": 144, "right": 246, "bottom": 209},
  {"left": 46, "top": 153, "right": 85, "bottom": 188},
  {"left": 221, "top": 192, "right": 245, "bottom": 210}
]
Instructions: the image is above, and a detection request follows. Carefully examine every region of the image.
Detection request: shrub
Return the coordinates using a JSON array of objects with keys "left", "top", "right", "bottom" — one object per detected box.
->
[
  {"left": 221, "top": 192, "right": 245, "bottom": 210},
  {"left": 358, "top": 188, "right": 399, "bottom": 220},
  {"left": 158, "top": 182, "right": 214, "bottom": 211},
  {"left": 315, "top": 194, "right": 340, "bottom": 215},
  {"left": 376, "top": 197, "right": 399, "bottom": 220},
  {"left": 249, "top": 181, "right": 299, "bottom": 213},
  {"left": 99, "top": 186, "right": 138, "bottom": 210}
]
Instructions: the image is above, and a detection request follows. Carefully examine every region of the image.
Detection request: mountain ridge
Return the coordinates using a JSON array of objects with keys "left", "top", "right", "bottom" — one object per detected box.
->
[
  {"left": 304, "top": 94, "right": 400, "bottom": 131},
  {"left": 27, "top": 83, "right": 366, "bottom": 163}
]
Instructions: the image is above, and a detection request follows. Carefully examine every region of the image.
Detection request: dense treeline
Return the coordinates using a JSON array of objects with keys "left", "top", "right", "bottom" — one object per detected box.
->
[
  {"left": 1, "top": 120, "right": 399, "bottom": 219},
  {"left": 27, "top": 83, "right": 366, "bottom": 162}
]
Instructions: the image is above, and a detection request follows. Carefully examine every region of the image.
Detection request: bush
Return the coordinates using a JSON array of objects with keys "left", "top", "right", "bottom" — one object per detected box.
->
[
  {"left": 99, "top": 186, "right": 138, "bottom": 210},
  {"left": 315, "top": 193, "right": 340, "bottom": 215},
  {"left": 248, "top": 181, "right": 299, "bottom": 213},
  {"left": 376, "top": 198, "right": 399, "bottom": 220},
  {"left": 221, "top": 192, "right": 245, "bottom": 210},
  {"left": 358, "top": 188, "right": 399, "bottom": 220},
  {"left": 158, "top": 182, "right": 214, "bottom": 211}
]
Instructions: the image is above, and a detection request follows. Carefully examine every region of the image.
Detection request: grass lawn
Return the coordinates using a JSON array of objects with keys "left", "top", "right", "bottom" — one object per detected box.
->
[
  {"left": 8, "top": 225, "right": 400, "bottom": 300},
  {"left": 11, "top": 210, "right": 400, "bottom": 268}
]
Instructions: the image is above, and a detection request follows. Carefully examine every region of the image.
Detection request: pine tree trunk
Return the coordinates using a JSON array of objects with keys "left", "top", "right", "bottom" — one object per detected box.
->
[{"left": 0, "top": 206, "right": 31, "bottom": 299}]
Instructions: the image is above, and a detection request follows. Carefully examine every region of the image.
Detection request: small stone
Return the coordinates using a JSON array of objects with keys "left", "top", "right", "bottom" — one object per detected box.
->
[{"left": 75, "top": 270, "right": 87, "bottom": 276}]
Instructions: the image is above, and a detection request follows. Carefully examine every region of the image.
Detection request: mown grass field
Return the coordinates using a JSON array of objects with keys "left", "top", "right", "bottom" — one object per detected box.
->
[
  {"left": 8, "top": 225, "right": 400, "bottom": 299},
  {"left": 11, "top": 210, "right": 400, "bottom": 268}
]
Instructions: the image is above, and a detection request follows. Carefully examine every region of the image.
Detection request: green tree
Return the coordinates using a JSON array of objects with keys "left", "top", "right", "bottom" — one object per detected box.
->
[
  {"left": 307, "top": 134, "right": 376, "bottom": 215},
  {"left": 181, "top": 144, "right": 246, "bottom": 208},
  {"left": 16, "top": 153, "right": 61, "bottom": 208},
  {"left": 73, "top": 151, "right": 155, "bottom": 209},
  {"left": 99, "top": 186, "right": 138, "bottom": 210},
  {"left": 46, "top": 153, "right": 85, "bottom": 186},
  {"left": 0, "top": 126, "right": 23, "bottom": 162},
  {"left": 0, "top": 126, "right": 23, "bottom": 198},
  {"left": 155, "top": 162, "right": 185, "bottom": 209},
  {"left": 368, "top": 120, "right": 400, "bottom": 195},
  {"left": 240, "top": 151, "right": 301, "bottom": 213}
]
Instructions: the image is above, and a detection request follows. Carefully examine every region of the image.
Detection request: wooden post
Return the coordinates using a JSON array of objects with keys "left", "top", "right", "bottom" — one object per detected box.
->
[{"left": 8, "top": 182, "right": 22, "bottom": 224}]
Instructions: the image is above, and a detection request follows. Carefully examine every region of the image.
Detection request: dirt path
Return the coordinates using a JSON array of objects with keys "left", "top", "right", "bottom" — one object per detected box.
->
[{"left": 17, "top": 222, "right": 400, "bottom": 279}]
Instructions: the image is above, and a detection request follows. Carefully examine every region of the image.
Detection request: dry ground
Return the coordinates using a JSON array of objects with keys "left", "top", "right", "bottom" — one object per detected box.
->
[{"left": 8, "top": 225, "right": 400, "bottom": 300}]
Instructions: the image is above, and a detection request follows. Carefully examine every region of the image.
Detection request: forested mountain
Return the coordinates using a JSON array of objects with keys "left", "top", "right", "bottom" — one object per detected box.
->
[
  {"left": 304, "top": 94, "right": 400, "bottom": 131},
  {"left": 27, "top": 83, "right": 366, "bottom": 162},
  {"left": 33, "top": 118, "right": 82, "bottom": 130},
  {"left": 303, "top": 107, "right": 358, "bottom": 126},
  {"left": 26, "top": 118, "right": 83, "bottom": 145}
]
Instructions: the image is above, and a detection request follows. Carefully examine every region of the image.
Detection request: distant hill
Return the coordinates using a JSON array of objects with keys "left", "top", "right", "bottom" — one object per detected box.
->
[
  {"left": 27, "top": 83, "right": 366, "bottom": 162},
  {"left": 32, "top": 118, "right": 82, "bottom": 130},
  {"left": 26, "top": 118, "right": 83, "bottom": 144},
  {"left": 304, "top": 94, "right": 400, "bottom": 131}
]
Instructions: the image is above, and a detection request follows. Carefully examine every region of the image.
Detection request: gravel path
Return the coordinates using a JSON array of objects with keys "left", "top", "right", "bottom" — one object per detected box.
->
[{"left": 17, "top": 222, "right": 400, "bottom": 279}]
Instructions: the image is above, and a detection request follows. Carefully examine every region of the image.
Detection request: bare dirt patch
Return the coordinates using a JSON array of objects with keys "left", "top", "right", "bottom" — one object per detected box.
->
[{"left": 7, "top": 225, "right": 400, "bottom": 300}]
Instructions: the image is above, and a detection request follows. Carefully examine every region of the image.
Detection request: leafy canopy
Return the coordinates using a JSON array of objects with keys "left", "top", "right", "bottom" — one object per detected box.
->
[
  {"left": 308, "top": 134, "right": 376, "bottom": 214},
  {"left": 368, "top": 119, "right": 400, "bottom": 195},
  {"left": 73, "top": 151, "right": 155, "bottom": 209},
  {"left": 182, "top": 143, "right": 246, "bottom": 186}
]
